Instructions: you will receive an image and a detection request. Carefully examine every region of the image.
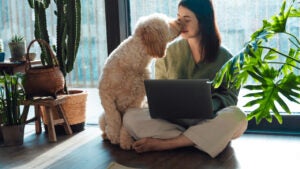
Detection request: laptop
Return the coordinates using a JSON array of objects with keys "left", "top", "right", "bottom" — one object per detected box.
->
[{"left": 144, "top": 79, "right": 214, "bottom": 120}]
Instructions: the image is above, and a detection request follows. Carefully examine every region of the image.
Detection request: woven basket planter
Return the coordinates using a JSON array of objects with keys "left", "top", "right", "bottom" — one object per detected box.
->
[
  {"left": 23, "top": 39, "right": 64, "bottom": 98},
  {"left": 41, "top": 90, "right": 88, "bottom": 133}
]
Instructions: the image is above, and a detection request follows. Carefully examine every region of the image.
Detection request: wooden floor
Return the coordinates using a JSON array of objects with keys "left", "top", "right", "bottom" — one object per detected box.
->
[{"left": 1, "top": 125, "right": 300, "bottom": 169}]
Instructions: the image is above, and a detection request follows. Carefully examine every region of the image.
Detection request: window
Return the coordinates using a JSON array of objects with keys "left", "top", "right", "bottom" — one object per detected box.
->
[
  {"left": 128, "top": 0, "right": 300, "bottom": 133},
  {"left": 0, "top": 0, "right": 107, "bottom": 125},
  {"left": 0, "top": 0, "right": 107, "bottom": 87},
  {"left": 1, "top": 0, "right": 299, "bottom": 129}
]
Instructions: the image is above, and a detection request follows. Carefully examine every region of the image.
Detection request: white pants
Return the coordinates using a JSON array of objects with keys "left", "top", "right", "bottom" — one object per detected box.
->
[{"left": 123, "top": 106, "right": 248, "bottom": 158}]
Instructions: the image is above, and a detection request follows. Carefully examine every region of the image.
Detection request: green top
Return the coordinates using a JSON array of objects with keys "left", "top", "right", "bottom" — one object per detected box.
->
[{"left": 155, "top": 38, "right": 239, "bottom": 114}]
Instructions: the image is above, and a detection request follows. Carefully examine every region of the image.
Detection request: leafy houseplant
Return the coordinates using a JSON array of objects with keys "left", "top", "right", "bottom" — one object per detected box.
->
[
  {"left": 8, "top": 35, "right": 26, "bottom": 62},
  {"left": 0, "top": 73, "right": 28, "bottom": 146},
  {"left": 28, "top": 0, "right": 86, "bottom": 132},
  {"left": 213, "top": 0, "right": 300, "bottom": 124}
]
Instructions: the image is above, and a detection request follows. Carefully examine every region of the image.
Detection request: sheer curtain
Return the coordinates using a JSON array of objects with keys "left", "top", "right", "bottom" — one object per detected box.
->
[{"left": 129, "top": 0, "right": 291, "bottom": 55}]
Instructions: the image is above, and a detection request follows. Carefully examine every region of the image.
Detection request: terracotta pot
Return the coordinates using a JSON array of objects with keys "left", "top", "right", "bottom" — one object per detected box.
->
[
  {"left": 1, "top": 124, "right": 25, "bottom": 146},
  {"left": 9, "top": 41, "right": 26, "bottom": 58}
]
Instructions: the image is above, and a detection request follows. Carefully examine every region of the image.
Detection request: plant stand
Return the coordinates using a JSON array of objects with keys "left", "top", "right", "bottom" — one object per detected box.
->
[{"left": 22, "top": 96, "right": 73, "bottom": 142}]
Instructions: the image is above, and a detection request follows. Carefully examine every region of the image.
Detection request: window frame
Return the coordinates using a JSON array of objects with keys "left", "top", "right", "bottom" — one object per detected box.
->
[
  {"left": 104, "top": 0, "right": 300, "bottom": 135},
  {"left": 104, "top": 0, "right": 131, "bottom": 55}
]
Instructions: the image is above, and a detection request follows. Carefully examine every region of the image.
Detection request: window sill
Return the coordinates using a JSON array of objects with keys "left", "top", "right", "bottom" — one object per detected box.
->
[{"left": 246, "top": 114, "right": 300, "bottom": 135}]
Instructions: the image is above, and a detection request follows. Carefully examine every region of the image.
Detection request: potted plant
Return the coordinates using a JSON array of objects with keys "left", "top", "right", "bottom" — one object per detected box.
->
[
  {"left": 0, "top": 73, "right": 27, "bottom": 146},
  {"left": 8, "top": 35, "right": 26, "bottom": 62},
  {"left": 28, "top": 0, "right": 86, "bottom": 132},
  {"left": 0, "top": 39, "right": 5, "bottom": 62},
  {"left": 213, "top": 0, "right": 300, "bottom": 124}
]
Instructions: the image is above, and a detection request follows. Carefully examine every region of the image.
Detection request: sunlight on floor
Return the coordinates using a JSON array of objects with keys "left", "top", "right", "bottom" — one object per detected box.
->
[
  {"left": 232, "top": 134, "right": 300, "bottom": 169},
  {"left": 21, "top": 126, "right": 101, "bottom": 169}
]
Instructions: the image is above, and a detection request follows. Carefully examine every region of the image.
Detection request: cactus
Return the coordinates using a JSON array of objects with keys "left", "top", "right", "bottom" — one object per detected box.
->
[
  {"left": 54, "top": 0, "right": 81, "bottom": 93},
  {"left": 28, "top": 0, "right": 55, "bottom": 66},
  {"left": 28, "top": 0, "right": 81, "bottom": 93}
]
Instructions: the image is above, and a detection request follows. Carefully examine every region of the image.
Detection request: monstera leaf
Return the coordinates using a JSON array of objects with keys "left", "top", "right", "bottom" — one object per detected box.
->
[{"left": 213, "top": 0, "right": 300, "bottom": 124}]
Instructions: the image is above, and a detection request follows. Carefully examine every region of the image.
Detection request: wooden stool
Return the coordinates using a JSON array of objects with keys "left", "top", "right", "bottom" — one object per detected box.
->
[{"left": 23, "top": 96, "right": 73, "bottom": 142}]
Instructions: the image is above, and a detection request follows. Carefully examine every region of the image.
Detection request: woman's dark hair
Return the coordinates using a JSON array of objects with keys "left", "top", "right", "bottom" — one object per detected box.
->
[{"left": 178, "top": 0, "right": 221, "bottom": 62}]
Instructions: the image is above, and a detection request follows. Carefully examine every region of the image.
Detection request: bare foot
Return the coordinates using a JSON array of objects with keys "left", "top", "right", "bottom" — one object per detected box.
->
[
  {"left": 132, "top": 138, "right": 169, "bottom": 153},
  {"left": 132, "top": 135, "right": 194, "bottom": 153}
]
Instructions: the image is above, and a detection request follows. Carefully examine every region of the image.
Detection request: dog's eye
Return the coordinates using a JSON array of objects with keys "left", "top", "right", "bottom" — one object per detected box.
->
[{"left": 184, "top": 19, "right": 191, "bottom": 23}]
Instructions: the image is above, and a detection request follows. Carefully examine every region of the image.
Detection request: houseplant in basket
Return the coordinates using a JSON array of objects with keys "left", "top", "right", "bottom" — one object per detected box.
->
[
  {"left": 0, "top": 73, "right": 27, "bottom": 146},
  {"left": 8, "top": 35, "right": 26, "bottom": 62},
  {"left": 213, "top": 0, "right": 300, "bottom": 124},
  {"left": 28, "top": 0, "right": 87, "bottom": 132}
]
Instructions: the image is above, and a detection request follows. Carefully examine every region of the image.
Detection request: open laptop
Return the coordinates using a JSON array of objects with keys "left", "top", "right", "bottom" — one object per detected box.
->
[{"left": 144, "top": 79, "right": 214, "bottom": 120}]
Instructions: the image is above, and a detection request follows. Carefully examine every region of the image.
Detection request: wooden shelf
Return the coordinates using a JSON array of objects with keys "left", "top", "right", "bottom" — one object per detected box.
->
[{"left": 0, "top": 60, "right": 41, "bottom": 75}]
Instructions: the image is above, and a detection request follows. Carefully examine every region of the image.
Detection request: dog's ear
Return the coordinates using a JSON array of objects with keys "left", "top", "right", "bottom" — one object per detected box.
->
[{"left": 141, "top": 26, "right": 167, "bottom": 58}]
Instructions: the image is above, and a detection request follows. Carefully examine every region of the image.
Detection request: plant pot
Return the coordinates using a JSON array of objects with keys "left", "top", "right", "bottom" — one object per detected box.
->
[
  {"left": 0, "top": 127, "right": 3, "bottom": 143},
  {"left": 0, "top": 52, "right": 5, "bottom": 62},
  {"left": 41, "top": 90, "right": 88, "bottom": 134},
  {"left": 23, "top": 39, "right": 65, "bottom": 98},
  {"left": 1, "top": 124, "right": 25, "bottom": 146},
  {"left": 9, "top": 41, "right": 26, "bottom": 59},
  {"left": 0, "top": 114, "right": 2, "bottom": 143}
]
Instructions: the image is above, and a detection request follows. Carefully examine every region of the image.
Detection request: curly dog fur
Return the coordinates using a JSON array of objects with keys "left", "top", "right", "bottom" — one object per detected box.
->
[{"left": 98, "top": 13, "right": 181, "bottom": 150}]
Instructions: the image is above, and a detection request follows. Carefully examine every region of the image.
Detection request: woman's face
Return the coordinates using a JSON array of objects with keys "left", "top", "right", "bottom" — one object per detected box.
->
[{"left": 177, "top": 6, "right": 200, "bottom": 39}]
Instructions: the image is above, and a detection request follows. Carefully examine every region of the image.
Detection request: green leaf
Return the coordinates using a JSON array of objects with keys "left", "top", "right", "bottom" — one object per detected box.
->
[
  {"left": 289, "top": 6, "right": 300, "bottom": 17},
  {"left": 275, "top": 94, "right": 291, "bottom": 114},
  {"left": 263, "top": 49, "right": 279, "bottom": 61},
  {"left": 243, "top": 91, "right": 264, "bottom": 98},
  {"left": 247, "top": 70, "right": 267, "bottom": 84},
  {"left": 243, "top": 84, "right": 263, "bottom": 91},
  {"left": 271, "top": 106, "right": 283, "bottom": 124}
]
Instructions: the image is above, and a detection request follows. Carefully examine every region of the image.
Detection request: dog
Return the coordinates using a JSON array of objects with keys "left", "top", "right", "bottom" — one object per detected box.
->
[{"left": 98, "top": 13, "right": 182, "bottom": 150}]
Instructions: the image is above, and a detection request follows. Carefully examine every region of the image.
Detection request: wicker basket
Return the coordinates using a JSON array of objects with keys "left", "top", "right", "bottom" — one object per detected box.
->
[
  {"left": 41, "top": 90, "right": 88, "bottom": 126},
  {"left": 23, "top": 39, "right": 64, "bottom": 98}
]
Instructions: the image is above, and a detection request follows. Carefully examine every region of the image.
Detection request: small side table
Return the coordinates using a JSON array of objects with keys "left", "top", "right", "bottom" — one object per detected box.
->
[
  {"left": 0, "top": 60, "right": 41, "bottom": 75},
  {"left": 23, "top": 96, "right": 73, "bottom": 142}
]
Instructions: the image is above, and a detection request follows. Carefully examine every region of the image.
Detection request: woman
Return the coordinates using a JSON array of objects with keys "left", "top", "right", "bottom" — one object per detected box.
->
[{"left": 123, "top": 0, "right": 248, "bottom": 158}]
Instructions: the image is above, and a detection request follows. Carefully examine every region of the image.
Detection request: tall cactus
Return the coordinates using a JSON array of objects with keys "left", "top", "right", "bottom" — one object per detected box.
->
[
  {"left": 54, "top": 0, "right": 81, "bottom": 93},
  {"left": 28, "top": 0, "right": 55, "bottom": 66},
  {"left": 28, "top": 0, "right": 81, "bottom": 93}
]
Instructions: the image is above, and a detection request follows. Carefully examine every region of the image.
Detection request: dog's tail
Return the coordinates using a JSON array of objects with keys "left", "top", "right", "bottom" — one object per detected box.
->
[{"left": 99, "top": 114, "right": 108, "bottom": 140}]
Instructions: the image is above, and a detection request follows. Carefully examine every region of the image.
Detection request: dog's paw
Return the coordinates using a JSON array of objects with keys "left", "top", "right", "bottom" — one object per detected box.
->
[
  {"left": 101, "top": 133, "right": 108, "bottom": 140},
  {"left": 105, "top": 125, "right": 121, "bottom": 144},
  {"left": 120, "top": 136, "right": 134, "bottom": 150},
  {"left": 106, "top": 132, "right": 120, "bottom": 144}
]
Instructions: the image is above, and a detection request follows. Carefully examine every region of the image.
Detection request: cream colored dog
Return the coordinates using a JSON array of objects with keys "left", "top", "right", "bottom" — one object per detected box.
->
[{"left": 98, "top": 13, "right": 181, "bottom": 150}]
